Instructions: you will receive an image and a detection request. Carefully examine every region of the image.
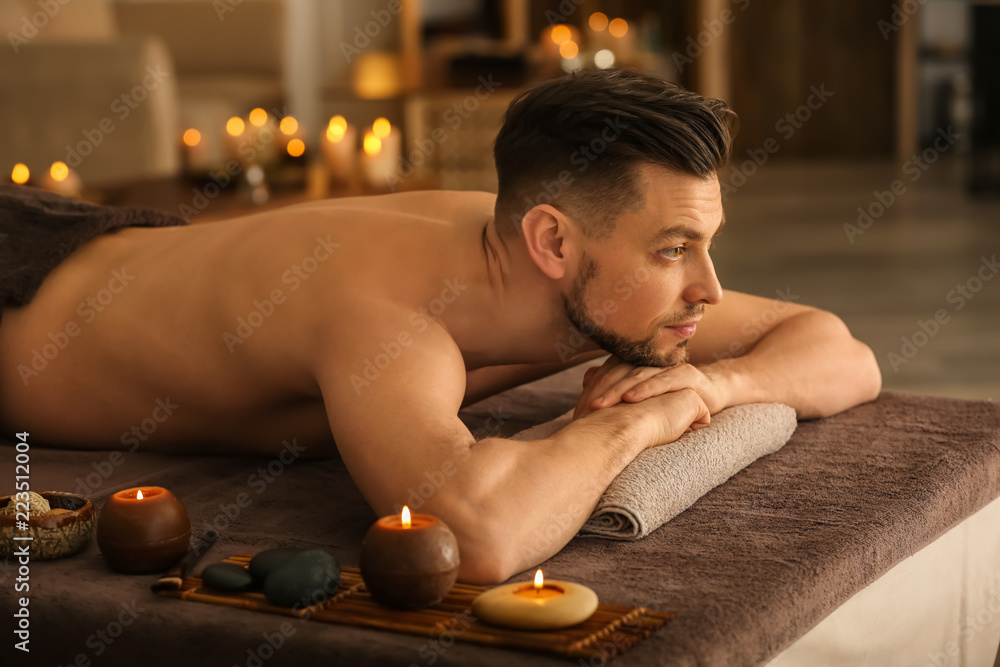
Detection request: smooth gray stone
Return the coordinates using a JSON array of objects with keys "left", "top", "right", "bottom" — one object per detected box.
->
[
  {"left": 263, "top": 550, "right": 341, "bottom": 608},
  {"left": 248, "top": 548, "right": 303, "bottom": 582},
  {"left": 201, "top": 563, "right": 255, "bottom": 593}
]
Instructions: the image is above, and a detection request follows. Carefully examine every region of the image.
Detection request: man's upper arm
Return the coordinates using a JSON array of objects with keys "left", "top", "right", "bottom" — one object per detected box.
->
[
  {"left": 315, "top": 312, "right": 476, "bottom": 518},
  {"left": 687, "top": 288, "right": 816, "bottom": 365}
]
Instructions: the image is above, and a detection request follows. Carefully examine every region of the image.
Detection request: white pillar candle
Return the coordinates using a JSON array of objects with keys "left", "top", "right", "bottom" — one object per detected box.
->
[
  {"left": 361, "top": 119, "right": 401, "bottom": 191},
  {"left": 180, "top": 128, "right": 212, "bottom": 173},
  {"left": 321, "top": 115, "right": 357, "bottom": 185},
  {"left": 40, "top": 161, "right": 82, "bottom": 198}
]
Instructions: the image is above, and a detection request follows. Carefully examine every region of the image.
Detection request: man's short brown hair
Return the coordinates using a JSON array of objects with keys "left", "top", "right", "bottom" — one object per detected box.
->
[{"left": 493, "top": 68, "right": 737, "bottom": 238}]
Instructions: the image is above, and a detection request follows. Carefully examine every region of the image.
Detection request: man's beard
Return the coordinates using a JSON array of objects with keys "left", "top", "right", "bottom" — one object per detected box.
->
[{"left": 561, "top": 254, "right": 698, "bottom": 368}]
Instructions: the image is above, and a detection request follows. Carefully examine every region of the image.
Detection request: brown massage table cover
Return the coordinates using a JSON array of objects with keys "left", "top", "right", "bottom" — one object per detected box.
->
[{"left": 1, "top": 364, "right": 999, "bottom": 666}]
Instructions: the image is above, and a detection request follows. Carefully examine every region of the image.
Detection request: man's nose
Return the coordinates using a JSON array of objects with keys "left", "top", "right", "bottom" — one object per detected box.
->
[{"left": 683, "top": 254, "right": 723, "bottom": 306}]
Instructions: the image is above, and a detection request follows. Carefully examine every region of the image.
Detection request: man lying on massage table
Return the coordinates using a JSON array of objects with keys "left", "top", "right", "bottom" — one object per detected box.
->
[{"left": 0, "top": 69, "right": 881, "bottom": 583}]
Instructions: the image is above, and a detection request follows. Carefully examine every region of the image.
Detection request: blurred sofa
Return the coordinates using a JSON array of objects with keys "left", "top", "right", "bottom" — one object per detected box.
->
[
  {"left": 0, "top": 0, "right": 179, "bottom": 186},
  {"left": 0, "top": 0, "right": 286, "bottom": 188}
]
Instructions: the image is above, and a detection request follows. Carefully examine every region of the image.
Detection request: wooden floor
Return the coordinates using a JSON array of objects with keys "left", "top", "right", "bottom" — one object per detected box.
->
[{"left": 717, "top": 158, "right": 999, "bottom": 401}]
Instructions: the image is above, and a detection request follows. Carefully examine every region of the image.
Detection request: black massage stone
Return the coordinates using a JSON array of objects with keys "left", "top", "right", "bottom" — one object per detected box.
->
[
  {"left": 201, "top": 563, "right": 255, "bottom": 592},
  {"left": 248, "top": 547, "right": 304, "bottom": 582},
  {"left": 263, "top": 550, "right": 341, "bottom": 608}
]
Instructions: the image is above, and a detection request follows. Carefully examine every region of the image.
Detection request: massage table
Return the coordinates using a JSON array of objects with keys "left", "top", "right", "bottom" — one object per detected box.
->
[{"left": 2, "top": 360, "right": 999, "bottom": 665}]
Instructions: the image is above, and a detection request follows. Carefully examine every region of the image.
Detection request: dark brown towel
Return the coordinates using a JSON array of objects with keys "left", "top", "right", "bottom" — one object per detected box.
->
[{"left": 0, "top": 184, "right": 186, "bottom": 319}]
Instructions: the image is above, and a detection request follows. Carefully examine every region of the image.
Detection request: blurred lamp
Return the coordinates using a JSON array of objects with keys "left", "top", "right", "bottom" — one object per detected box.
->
[{"left": 353, "top": 52, "right": 401, "bottom": 100}]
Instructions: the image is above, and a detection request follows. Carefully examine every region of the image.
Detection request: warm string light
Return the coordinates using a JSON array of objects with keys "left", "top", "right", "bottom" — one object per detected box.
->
[
  {"left": 401, "top": 505, "right": 411, "bottom": 529},
  {"left": 559, "top": 40, "right": 579, "bottom": 59},
  {"left": 550, "top": 24, "right": 571, "bottom": 44},
  {"left": 286, "top": 138, "right": 305, "bottom": 157}
]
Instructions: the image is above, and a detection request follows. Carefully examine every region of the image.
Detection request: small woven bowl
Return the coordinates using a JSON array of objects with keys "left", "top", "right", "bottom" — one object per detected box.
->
[{"left": 0, "top": 491, "right": 96, "bottom": 559}]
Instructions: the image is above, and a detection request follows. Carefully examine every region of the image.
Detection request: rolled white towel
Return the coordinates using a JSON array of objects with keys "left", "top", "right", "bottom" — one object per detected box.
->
[{"left": 509, "top": 403, "right": 798, "bottom": 540}]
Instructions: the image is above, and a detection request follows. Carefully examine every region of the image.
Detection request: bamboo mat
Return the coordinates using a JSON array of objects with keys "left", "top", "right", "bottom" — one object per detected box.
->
[{"left": 155, "top": 554, "right": 674, "bottom": 661}]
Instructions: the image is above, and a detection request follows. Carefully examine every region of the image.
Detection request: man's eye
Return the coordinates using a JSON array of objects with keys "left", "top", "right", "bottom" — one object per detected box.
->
[{"left": 659, "top": 246, "right": 685, "bottom": 261}]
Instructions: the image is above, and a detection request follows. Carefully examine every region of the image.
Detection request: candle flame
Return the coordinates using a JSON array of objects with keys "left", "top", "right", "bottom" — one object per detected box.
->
[
  {"left": 550, "top": 24, "right": 570, "bottom": 45},
  {"left": 136, "top": 489, "right": 144, "bottom": 500},
  {"left": 279, "top": 116, "right": 299, "bottom": 136},
  {"left": 363, "top": 131, "right": 382, "bottom": 156},
  {"left": 50, "top": 161, "right": 69, "bottom": 182},
  {"left": 534, "top": 569, "right": 544, "bottom": 590},
  {"left": 11, "top": 163, "right": 29, "bottom": 184},
  {"left": 401, "top": 505, "right": 411, "bottom": 528},
  {"left": 372, "top": 117, "right": 391, "bottom": 138},
  {"left": 286, "top": 138, "right": 305, "bottom": 157},
  {"left": 329, "top": 115, "right": 347, "bottom": 132},
  {"left": 249, "top": 108, "right": 268, "bottom": 127},
  {"left": 559, "top": 40, "right": 579, "bottom": 59},
  {"left": 226, "top": 116, "right": 245, "bottom": 137},
  {"left": 326, "top": 124, "right": 346, "bottom": 142}
]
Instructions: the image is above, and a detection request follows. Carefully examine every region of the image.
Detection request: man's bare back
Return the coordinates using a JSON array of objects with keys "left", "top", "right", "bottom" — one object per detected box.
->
[{"left": 0, "top": 190, "right": 500, "bottom": 457}]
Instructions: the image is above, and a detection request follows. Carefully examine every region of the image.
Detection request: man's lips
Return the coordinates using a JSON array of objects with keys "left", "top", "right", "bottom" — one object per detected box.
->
[{"left": 664, "top": 319, "right": 700, "bottom": 339}]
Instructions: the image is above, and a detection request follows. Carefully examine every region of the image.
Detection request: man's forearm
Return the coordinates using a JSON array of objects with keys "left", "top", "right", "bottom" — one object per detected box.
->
[
  {"left": 701, "top": 310, "right": 881, "bottom": 419},
  {"left": 439, "top": 405, "right": 646, "bottom": 584}
]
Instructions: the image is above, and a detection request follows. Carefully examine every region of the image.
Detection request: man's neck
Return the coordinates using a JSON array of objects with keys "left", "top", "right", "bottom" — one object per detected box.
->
[{"left": 435, "top": 216, "right": 600, "bottom": 370}]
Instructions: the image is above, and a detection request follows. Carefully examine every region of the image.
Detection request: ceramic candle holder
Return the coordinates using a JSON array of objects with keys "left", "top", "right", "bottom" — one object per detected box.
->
[
  {"left": 359, "top": 511, "right": 460, "bottom": 609},
  {"left": 97, "top": 486, "right": 191, "bottom": 574}
]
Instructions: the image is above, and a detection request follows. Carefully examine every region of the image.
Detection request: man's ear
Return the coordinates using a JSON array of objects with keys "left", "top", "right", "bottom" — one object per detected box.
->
[{"left": 521, "top": 205, "right": 577, "bottom": 280}]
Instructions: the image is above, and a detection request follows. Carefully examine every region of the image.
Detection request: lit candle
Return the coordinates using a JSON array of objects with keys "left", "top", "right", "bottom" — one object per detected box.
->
[
  {"left": 587, "top": 11, "right": 611, "bottom": 51},
  {"left": 39, "top": 161, "right": 82, "bottom": 198},
  {"left": 359, "top": 505, "right": 460, "bottom": 609},
  {"left": 10, "top": 163, "right": 30, "bottom": 185},
  {"left": 180, "top": 128, "right": 211, "bottom": 174},
  {"left": 360, "top": 118, "right": 401, "bottom": 191},
  {"left": 224, "top": 115, "right": 247, "bottom": 163},
  {"left": 96, "top": 486, "right": 191, "bottom": 574},
  {"left": 607, "top": 17, "right": 635, "bottom": 61},
  {"left": 320, "top": 115, "right": 357, "bottom": 185},
  {"left": 472, "top": 569, "right": 599, "bottom": 630}
]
